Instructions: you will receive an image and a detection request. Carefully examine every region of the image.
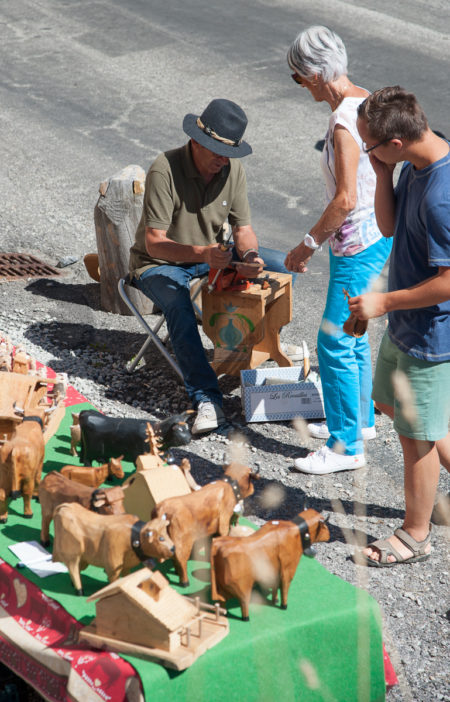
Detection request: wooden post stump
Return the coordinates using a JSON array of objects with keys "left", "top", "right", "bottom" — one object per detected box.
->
[{"left": 94, "top": 164, "right": 154, "bottom": 315}]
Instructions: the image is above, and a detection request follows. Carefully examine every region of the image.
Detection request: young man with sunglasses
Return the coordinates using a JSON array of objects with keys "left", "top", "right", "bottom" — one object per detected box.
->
[{"left": 349, "top": 86, "right": 450, "bottom": 567}]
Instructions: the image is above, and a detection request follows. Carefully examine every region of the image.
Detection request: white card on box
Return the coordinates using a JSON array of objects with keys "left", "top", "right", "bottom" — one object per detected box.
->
[{"left": 241, "top": 366, "right": 325, "bottom": 422}]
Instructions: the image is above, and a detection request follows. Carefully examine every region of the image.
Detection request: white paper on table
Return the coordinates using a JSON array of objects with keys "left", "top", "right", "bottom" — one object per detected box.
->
[{"left": 8, "top": 540, "right": 68, "bottom": 577}]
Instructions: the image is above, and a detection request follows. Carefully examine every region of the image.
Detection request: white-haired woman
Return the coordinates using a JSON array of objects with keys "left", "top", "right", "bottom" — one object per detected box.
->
[{"left": 285, "top": 26, "right": 392, "bottom": 474}]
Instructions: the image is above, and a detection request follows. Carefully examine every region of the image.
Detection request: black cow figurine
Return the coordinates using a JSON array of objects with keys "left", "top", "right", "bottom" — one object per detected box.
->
[{"left": 78, "top": 410, "right": 192, "bottom": 466}]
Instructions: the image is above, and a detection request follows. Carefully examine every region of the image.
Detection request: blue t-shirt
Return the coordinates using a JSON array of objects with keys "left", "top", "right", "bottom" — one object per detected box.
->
[{"left": 388, "top": 149, "right": 450, "bottom": 362}]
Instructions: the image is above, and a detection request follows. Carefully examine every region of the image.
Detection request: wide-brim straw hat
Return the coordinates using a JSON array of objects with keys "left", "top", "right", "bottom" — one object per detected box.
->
[{"left": 183, "top": 98, "right": 252, "bottom": 158}]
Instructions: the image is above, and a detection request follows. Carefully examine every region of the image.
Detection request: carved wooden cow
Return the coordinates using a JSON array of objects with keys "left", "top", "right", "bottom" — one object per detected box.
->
[
  {"left": 69, "top": 423, "right": 81, "bottom": 456},
  {"left": 152, "top": 463, "right": 259, "bottom": 587},
  {"left": 78, "top": 410, "right": 192, "bottom": 465},
  {"left": 52, "top": 503, "right": 175, "bottom": 595},
  {"left": 210, "top": 508, "right": 330, "bottom": 620},
  {"left": 0, "top": 411, "right": 45, "bottom": 522},
  {"left": 39, "top": 471, "right": 126, "bottom": 546},
  {"left": 60, "top": 456, "right": 124, "bottom": 488}
]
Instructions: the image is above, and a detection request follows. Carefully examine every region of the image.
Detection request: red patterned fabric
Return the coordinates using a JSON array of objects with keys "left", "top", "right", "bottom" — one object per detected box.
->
[
  {"left": 0, "top": 560, "right": 141, "bottom": 701},
  {"left": 35, "top": 361, "right": 87, "bottom": 406}
]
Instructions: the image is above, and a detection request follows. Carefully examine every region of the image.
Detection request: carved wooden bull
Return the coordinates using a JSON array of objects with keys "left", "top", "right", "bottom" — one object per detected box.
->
[
  {"left": 78, "top": 409, "right": 192, "bottom": 465},
  {"left": 39, "top": 471, "right": 126, "bottom": 546},
  {"left": 152, "top": 463, "right": 259, "bottom": 587},
  {"left": 0, "top": 412, "right": 45, "bottom": 522},
  {"left": 52, "top": 503, "right": 175, "bottom": 595},
  {"left": 210, "top": 508, "right": 330, "bottom": 620}
]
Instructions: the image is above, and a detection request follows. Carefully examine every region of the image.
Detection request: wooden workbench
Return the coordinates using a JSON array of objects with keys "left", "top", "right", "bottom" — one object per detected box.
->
[{"left": 201, "top": 271, "right": 293, "bottom": 376}]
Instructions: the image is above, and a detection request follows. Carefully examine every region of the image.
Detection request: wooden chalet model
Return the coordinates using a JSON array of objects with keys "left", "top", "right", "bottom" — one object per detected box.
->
[
  {"left": 123, "top": 462, "right": 193, "bottom": 521},
  {"left": 123, "top": 425, "right": 195, "bottom": 520},
  {"left": 80, "top": 569, "right": 229, "bottom": 670},
  {"left": 0, "top": 370, "right": 65, "bottom": 444}
]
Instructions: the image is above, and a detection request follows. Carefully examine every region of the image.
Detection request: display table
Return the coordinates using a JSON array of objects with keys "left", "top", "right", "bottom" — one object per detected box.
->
[
  {"left": 202, "top": 271, "right": 293, "bottom": 376},
  {"left": 0, "top": 370, "right": 396, "bottom": 701}
]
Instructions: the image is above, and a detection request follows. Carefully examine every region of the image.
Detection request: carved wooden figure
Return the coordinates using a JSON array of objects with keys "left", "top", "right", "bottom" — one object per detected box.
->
[
  {"left": 60, "top": 456, "right": 124, "bottom": 487},
  {"left": 70, "top": 424, "right": 81, "bottom": 456},
  {"left": 52, "top": 503, "right": 175, "bottom": 595},
  {"left": 39, "top": 471, "right": 126, "bottom": 546},
  {"left": 0, "top": 342, "right": 12, "bottom": 372},
  {"left": 78, "top": 409, "right": 192, "bottom": 465},
  {"left": 210, "top": 508, "right": 330, "bottom": 620},
  {"left": 152, "top": 463, "right": 259, "bottom": 587},
  {"left": 178, "top": 458, "right": 201, "bottom": 492},
  {"left": 0, "top": 410, "right": 45, "bottom": 522},
  {"left": 123, "top": 462, "right": 192, "bottom": 522},
  {"left": 80, "top": 570, "right": 229, "bottom": 670},
  {"left": 12, "top": 348, "right": 36, "bottom": 375}
]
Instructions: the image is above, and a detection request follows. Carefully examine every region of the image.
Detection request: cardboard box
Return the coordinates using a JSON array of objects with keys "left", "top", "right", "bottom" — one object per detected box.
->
[{"left": 240, "top": 366, "right": 325, "bottom": 423}]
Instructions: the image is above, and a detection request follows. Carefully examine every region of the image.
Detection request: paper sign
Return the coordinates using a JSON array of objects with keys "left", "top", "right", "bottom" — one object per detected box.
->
[{"left": 8, "top": 541, "right": 68, "bottom": 578}]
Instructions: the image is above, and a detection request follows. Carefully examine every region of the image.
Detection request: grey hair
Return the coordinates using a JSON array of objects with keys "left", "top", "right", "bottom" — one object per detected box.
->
[{"left": 287, "top": 25, "right": 348, "bottom": 83}]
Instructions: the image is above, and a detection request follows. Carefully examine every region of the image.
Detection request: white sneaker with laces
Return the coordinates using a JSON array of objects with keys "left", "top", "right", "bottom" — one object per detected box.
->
[
  {"left": 293, "top": 445, "right": 366, "bottom": 475},
  {"left": 192, "top": 402, "right": 225, "bottom": 435},
  {"left": 307, "top": 422, "right": 376, "bottom": 441}
]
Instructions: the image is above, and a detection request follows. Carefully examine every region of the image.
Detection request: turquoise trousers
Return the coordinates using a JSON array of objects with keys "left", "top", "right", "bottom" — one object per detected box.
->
[{"left": 317, "top": 237, "right": 392, "bottom": 455}]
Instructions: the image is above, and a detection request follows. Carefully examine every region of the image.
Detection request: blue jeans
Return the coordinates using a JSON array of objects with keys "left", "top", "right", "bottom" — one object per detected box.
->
[
  {"left": 317, "top": 237, "right": 392, "bottom": 455},
  {"left": 134, "top": 246, "right": 293, "bottom": 408}
]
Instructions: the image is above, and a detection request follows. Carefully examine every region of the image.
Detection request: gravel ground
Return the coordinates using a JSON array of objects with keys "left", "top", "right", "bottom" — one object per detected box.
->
[{"left": 0, "top": 264, "right": 448, "bottom": 702}]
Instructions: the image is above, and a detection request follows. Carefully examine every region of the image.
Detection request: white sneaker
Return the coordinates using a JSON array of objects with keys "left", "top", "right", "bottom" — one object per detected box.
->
[
  {"left": 280, "top": 342, "right": 304, "bottom": 361},
  {"left": 192, "top": 402, "right": 225, "bottom": 435},
  {"left": 307, "top": 422, "right": 377, "bottom": 441},
  {"left": 293, "top": 445, "right": 366, "bottom": 475}
]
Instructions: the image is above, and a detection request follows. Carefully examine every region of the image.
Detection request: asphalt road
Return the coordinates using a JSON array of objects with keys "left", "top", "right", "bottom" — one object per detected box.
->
[{"left": 2, "top": 0, "right": 449, "bottom": 256}]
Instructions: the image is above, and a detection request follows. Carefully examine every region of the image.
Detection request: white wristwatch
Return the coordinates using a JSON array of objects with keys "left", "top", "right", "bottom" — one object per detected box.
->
[{"left": 303, "top": 233, "right": 321, "bottom": 250}]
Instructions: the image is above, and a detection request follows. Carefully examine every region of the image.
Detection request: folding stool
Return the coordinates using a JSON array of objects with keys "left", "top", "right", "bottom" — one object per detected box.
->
[{"left": 117, "top": 275, "right": 204, "bottom": 378}]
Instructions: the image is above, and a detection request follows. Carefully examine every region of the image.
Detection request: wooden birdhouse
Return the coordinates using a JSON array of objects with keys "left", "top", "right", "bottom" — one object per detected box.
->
[
  {"left": 123, "top": 464, "right": 192, "bottom": 521},
  {"left": 80, "top": 569, "right": 229, "bottom": 669}
]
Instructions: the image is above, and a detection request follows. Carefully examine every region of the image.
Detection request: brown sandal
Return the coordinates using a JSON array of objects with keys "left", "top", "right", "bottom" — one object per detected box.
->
[{"left": 359, "top": 526, "right": 432, "bottom": 567}]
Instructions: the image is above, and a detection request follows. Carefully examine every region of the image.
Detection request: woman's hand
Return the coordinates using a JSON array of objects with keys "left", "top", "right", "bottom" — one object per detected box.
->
[{"left": 284, "top": 242, "right": 313, "bottom": 273}]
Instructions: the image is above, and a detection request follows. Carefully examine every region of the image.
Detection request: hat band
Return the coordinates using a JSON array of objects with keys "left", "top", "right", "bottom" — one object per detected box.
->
[{"left": 196, "top": 117, "right": 242, "bottom": 147}]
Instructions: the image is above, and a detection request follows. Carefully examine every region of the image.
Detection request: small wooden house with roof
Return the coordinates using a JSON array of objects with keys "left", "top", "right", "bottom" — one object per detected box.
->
[
  {"left": 80, "top": 569, "right": 228, "bottom": 670},
  {"left": 123, "top": 461, "right": 193, "bottom": 521}
]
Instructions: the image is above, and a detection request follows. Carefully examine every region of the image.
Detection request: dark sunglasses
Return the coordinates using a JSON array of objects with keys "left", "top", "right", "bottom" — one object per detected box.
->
[
  {"left": 363, "top": 136, "right": 393, "bottom": 153},
  {"left": 291, "top": 72, "right": 304, "bottom": 85}
]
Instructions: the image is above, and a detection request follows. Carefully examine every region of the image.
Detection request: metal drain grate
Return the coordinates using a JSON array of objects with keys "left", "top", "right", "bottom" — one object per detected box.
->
[{"left": 0, "top": 253, "right": 62, "bottom": 280}]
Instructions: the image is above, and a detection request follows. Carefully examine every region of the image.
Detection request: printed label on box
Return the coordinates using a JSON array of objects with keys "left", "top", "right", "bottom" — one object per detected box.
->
[
  {"left": 250, "top": 386, "right": 322, "bottom": 417},
  {"left": 241, "top": 366, "right": 325, "bottom": 422}
]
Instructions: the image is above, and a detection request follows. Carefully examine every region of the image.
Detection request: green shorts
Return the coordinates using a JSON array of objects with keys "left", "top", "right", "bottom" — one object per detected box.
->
[{"left": 372, "top": 330, "right": 450, "bottom": 441}]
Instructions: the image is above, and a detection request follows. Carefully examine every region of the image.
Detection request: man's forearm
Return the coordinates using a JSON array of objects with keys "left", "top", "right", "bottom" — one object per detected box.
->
[
  {"left": 385, "top": 268, "right": 450, "bottom": 311},
  {"left": 147, "top": 239, "right": 206, "bottom": 263},
  {"left": 348, "top": 268, "right": 450, "bottom": 319},
  {"left": 233, "top": 225, "right": 259, "bottom": 259},
  {"left": 145, "top": 227, "right": 206, "bottom": 263}
]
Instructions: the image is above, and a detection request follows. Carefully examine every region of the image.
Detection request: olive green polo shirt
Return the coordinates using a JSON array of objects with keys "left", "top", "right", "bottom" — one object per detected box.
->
[{"left": 129, "top": 142, "right": 251, "bottom": 277}]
